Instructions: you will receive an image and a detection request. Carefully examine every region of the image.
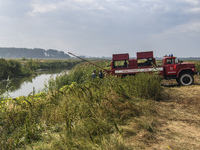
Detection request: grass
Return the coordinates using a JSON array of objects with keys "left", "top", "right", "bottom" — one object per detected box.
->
[
  {"left": 0, "top": 59, "right": 200, "bottom": 149},
  {"left": 0, "top": 60, "right": 163, "bottom": 149}
]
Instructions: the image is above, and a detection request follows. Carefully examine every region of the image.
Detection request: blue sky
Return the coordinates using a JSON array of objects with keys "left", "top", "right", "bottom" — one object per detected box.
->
[{"left": 0, "top": 0, "right": 200, "bottom": 57}]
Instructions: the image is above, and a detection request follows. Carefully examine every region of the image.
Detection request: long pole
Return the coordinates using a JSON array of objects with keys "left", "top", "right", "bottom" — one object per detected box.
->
[{"left": 68, "top": 52, "right": 108, "bottom": 72}]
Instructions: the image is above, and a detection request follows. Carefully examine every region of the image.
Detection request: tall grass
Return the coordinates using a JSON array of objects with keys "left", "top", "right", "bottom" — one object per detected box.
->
[
  {"left": 0, "top": 60, "right": 163, "bottom": 149},
  {"left": 47, "top": 60, "right": 162, "bottom": 100},
  {"left": 45, "top": 60, "right": 110, "bottom": 91},
  {"left": 195, "top": 62, "right": 200, "bottom": 72}
]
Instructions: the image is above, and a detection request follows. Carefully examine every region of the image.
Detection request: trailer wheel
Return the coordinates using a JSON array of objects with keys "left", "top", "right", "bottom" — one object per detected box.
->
[{"left": 178, "top": 73, "right": 194, "bottom": 86}]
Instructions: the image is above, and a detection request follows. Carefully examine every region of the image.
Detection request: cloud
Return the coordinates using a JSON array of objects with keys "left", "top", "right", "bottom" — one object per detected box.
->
[
  {"left": 184, "top": 0, "right": 199, "bottom": 5},
  {"left": 185, "top": 7, "right": 200, "bottom": 14},
  {"left": 30, "top": 4, "right": 57, "bottom": 14},
  {"left": 162, "top": 21, "right": 200, "bottom": 37}
]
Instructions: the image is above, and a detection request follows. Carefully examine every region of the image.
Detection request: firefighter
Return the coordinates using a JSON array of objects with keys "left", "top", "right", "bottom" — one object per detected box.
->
[
  {"left": 92, "top": 70, "right": 96, "bottom": 79},
  {"left": 99, "top": 70, "right": 103, "bottom": 79},
  {"left": 124, "top": 60, "right": 127, "bottom": 67}
]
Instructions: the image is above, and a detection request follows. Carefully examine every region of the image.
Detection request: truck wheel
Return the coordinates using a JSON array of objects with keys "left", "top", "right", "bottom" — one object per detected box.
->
[
  {"left": 176, "top": 78, "right": 179, "bottom": 84},
  {"left": 179, "top": 73, "right": 194, "bottom": 86}
]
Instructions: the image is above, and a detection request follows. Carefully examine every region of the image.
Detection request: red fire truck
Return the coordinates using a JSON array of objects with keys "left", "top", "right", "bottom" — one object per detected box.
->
[
  {"left": 109, "top": 51, "right": 197, "bottom": 85},
  {"left": 68, "top": 51, "right": 197, "bottom": 86}
]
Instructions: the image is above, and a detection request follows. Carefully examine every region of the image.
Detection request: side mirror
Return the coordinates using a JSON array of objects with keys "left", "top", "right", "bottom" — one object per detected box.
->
[{"left": 178, "top": 59, "right": 183, "bottom": 64}]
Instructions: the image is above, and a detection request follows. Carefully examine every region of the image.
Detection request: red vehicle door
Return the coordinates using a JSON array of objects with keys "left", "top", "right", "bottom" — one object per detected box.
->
[{"left": 165, "top": 59, "right": 177, "bottom": 76}]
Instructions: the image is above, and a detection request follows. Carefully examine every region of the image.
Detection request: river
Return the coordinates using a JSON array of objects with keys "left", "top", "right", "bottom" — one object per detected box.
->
[{"left": 0, "top": 69, "right": 68, "bottom": 98}]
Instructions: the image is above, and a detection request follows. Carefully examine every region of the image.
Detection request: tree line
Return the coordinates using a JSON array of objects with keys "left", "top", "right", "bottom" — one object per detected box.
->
[{"left": 0, "top": 47, "right": 70, "bottom": 58}]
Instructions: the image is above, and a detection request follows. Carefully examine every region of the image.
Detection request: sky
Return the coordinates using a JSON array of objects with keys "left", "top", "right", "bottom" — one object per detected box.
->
[{"left": 0, "top": 0, "right": 200, "bottom": 57}]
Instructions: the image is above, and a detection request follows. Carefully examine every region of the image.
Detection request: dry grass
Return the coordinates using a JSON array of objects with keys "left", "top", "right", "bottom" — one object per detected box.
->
[
  {"left": 122, "top": 75, "right": 200, "bottom": 149},
  {"left": 162, "top": 75, "right": 200, "bottom": 108}
]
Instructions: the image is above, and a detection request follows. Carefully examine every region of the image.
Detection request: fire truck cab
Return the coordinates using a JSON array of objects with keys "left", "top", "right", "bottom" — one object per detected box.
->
[{"left": 162, "top": 55, "right": 197, "bottom": 85}]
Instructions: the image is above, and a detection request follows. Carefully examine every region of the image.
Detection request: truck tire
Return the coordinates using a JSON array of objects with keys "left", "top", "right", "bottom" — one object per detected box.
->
[{"left": 178, "top": 73, "right": 194, "bottom": 86}]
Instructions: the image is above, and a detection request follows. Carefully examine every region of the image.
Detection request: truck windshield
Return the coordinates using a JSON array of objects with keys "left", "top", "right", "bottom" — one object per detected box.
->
[{"left": 166, "top": 59, "right": 174, "bottom": 64}]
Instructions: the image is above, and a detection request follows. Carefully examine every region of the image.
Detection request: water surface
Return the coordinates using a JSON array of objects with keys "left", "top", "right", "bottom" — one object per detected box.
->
[{"left": 0, "top": 69, "right": 68, "bottom": 98}]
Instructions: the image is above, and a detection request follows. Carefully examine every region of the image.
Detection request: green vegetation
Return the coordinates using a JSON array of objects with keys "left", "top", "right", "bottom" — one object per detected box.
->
[
  {"left": 194, "top": 61, "right": 200, "bottom": 72},
  {"left": 0, "top": 60, "right": 163, "bottom": 149},
  {"left": 0, "top": 58, "right": 81, "bottom": 80}
]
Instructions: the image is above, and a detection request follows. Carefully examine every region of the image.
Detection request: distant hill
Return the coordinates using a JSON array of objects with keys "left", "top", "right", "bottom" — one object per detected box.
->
[{"left": 0, "top": 47, "right": 70, "bottom": 59}]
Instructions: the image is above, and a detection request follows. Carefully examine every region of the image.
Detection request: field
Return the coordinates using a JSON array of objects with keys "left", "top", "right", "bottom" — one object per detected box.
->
[{"left": 0, "top": 60, "right": 200, "bottom": 149}]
